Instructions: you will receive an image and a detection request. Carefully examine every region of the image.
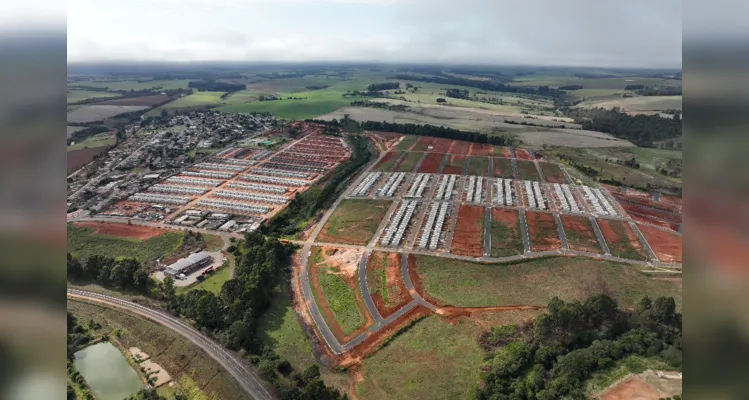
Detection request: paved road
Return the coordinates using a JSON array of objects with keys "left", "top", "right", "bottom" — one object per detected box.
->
[
  {"left": 553, "top": 213, "right": 569, "bottom": 250},
  {"left": 67, "top": 289, "right": 274, "bottom": 400},
  {"left": 400, "top": 253, "right": 438, "bottom": 312},
  {"left": 358, "top": 251, "right": 383, "bottom": 323},
  {"left": 298, "top": 244, "right": 344, "bottom": 354},
  {"left": 483, "top": 206, "right": 492, "bottom": 256},
  {"left": 589, "top": 217, "right": 611, "bottom": 255},
  {"left": 518, "top": 209, "right": 532, "bottom": 253}
]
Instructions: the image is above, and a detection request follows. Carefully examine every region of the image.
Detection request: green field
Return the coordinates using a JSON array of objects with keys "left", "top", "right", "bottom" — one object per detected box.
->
[
  {"left": 599, "top": 219, "right": 648, "bottom": 261},
  {"left": 373, "top": 151, "right": 404, "bottom": 172},
  {"left": 67, "top": 224, "right": 184, "bottom": 262},
  {"left": 413, "top": 255, "right": 682, "bottom": 309},
  {"left": 467, "top": 156, "right": 490, "bottom": 176},
  {"left": 70, "top": 79, "right": 192, "bottom": 92},
  {"left": 149, "top": 91, "right": 227, "bottom": 115},
  {"left": 67, "top": 133, "right": 115, "bottom": 152},
  {"left": 316, "top": 265, "right": 366, "bottom": 336},
  {"left": 394, "top": 136, "right": 418, "bottom": 151},
  {"left": 176, "top": 263, "right": 230, "bottom": 295},
  {"left": 492, "top": 157, "right": 515, "bottom": 178},
  {"left": 318, "top": 199, "right": 392, "bottom": 245},
  {"left": 515, "top": 160, "right": 541, "bottom": 181},
  {"left": 258, "top": 286, "right": 316, "bottom": 371},
  {"left": 489, "top": 209, "right": 524, "bottom": 257},
  {"left": 67, "top": 90, "right": 121, "bottom": 104},
  {"left": 394, "top": 151, "right": 423, "bottom": 172}
]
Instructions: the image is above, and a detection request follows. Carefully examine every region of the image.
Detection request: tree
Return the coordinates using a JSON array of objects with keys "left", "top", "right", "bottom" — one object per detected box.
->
[{"left": 160, "top": 109, "right": 169, "bottom": 119}]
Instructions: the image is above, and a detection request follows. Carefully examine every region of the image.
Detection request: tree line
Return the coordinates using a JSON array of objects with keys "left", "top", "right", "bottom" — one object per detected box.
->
[
  {"left": 474, "top": 294, "right": 682, "bottom": 400},
  {"left": 569, "top": 107, "right": 682, "bottom": 147},
  {"left": 188, "top": 80, "right": 246, "bottom": 92},
  {"left": 349, "top": 100, "right": 410, "bottom": 111},
  {"left": 445, "top": 88, "right": 470, "bottom": 99},
  {"left": 388, "top": 73, "right": 568, "bottom": 99},
  {"left": 67, "top": 253, "right": 151, "bottom": 292},
  {"left": 367, "top": 82, "right": 400, "bottom": 91},
  {"left": 559, "top": 85, "right": 584, "bottom": 90},
  {"left": 636, "top": 86, "right": 682, "bottom": 96}
]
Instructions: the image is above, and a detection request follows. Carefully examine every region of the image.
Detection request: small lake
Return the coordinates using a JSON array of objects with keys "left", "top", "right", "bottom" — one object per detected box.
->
[{"left": 74, "top": 342, "right": 144, "bottom": 400}]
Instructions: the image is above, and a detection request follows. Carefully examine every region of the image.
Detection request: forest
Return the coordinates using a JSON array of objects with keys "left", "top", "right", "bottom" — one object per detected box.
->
[
  {"left": 570, "top": 108, "right": 682, "bottom": 147},
  {"left": 388, "top": 73, "right": 568, "bottom": 98},
  {"left": 367, "top": 82, "right": 400, "bottom": 91}
]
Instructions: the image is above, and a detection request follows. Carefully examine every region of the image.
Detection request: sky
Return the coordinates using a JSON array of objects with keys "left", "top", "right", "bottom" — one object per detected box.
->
[{"left": 65, "top": 0, "right": 683, "bottom": 68}]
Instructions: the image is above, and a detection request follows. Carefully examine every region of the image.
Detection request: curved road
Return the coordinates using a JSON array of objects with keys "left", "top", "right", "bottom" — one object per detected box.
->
[{"left": 67, "top": 289, "right": 274, "bottom": 400}]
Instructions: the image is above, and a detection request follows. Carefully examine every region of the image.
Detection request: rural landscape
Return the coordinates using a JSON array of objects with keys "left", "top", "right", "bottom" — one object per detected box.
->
[{"left": 66, "top": 4, "right": 682, "bottom": 399}]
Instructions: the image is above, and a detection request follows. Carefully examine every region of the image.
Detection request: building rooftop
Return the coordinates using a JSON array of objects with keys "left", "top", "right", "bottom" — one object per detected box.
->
[{"left": 165, "top": 251, "right": 212, "bottom": 275}]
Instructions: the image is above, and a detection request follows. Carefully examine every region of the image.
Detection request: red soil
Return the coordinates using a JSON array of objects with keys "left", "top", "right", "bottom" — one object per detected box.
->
[
  {"left": 450, "top": 205, "right": 485, "bottom": 257},
  {"left": 561, "top": 215, "right": 600, "bottom": 253},
  {"left": 73, "top": 221, "right": 167, "bottom": 240},
  {"left": 618, "top": 200, "right": 681, "bottom": 232},
  {"left": 412, "top": 136, "right": 435, "bottom": 151},
  {"left": 525, "top": 211, "right": 561, "bottom": 251},
  {"left": 448, "top": 140, "right": 470, "bottom": 155},
  {"left": 611, "top": 191, "right": 682, "bottom": 214},
  {"left": 514, "top": 148, "right": 533, "bottom": 160},
  {"left": 367, "top": 253, "right": 411, "bottom": 318},
  {"left": 628, "top": 213, "right": 681, "bottom": 232},
  {"left": 417, "top": 152, "right": 445, "bottom": 173},
  {"left": 599, "top": 376, "right": 663, "bottom": 400},
  {"left": 539, "top": 162, "right": 567, "bottom": 184},
  {"left": 373, "top": 151, "right": 400, "bottom": 170},
  {"left": 68, "top": 146, "right": 110, "bottom": 172},
  {"left": 430, "top": 138, "right": 453, "bottom": 153},
  {"left": 637, "top": 224, "right": 683, "bottom": 263},
  {"left": 493, "top": 146, "right": 511, "bottom": 158},
  {"left": 597, "top": 219, "right": 645, "bottom": 259},
  {"left": 442, "top": 155, "right": 466, "bottom": 175},
  {"left": 469, "top": 143, "right": 493, "bottom": 156}
]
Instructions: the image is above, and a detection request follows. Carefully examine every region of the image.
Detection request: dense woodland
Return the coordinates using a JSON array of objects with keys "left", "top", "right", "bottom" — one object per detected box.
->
[
  {"left": 636, "top": 86, "right": 682, "bottom": 96},
  {"left": 558, "top": 85, "right": 584, "bottom": 90},
  {"left": 445, "top": 88, "right": 470, "bottom": 99},
  {"left": 569, "top": 108, "right": 682, "bottom": 147},
  {"left": 474, "top": 295, "right": 682, "bottom": 400},
  {"left": 349, "top": 100, "right": 410, "bottom": 111},
  {"left": 388, "top": 73, "right": 568, "bottom": 99},
  {"left": 367, "top": 82, "right": 400, "bottom": 91}
]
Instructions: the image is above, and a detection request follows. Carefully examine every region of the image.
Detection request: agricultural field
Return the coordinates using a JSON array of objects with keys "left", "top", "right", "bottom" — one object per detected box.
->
[
  {"left": 67, "top": 224, "right": 184, "bottom": 262},
  {"left": 412, "top": 255, "right": 682, "bottom": 309},
  {"left": 67, "top": 132, "right": 115, "bottom": 152},
  {"left": 597, "top": 219, "right": 648, "bottom": 261},
  {"left": 561, "top": 215, "right": 601, "bottom": 253},
  {"left": 69, "top": 79, "right": 192, "bottom": 91},
  {"left": 525, "top": 211, "right": 561, "bottom": 251},
  {"left": 67, "top": 90, "right": 121, "bottom": 104},
  {"left": 515, "top": 160, "right": 541, "bottom": 181},
  {"left": 67, "top": 300, "right": 251, "bottom": 400},
  {"left": 394, "top": 135, "right": 418, "bottom": 151},
  {"left": 539, "top": 161, "right": 567, "bottom": 183},
  {"left": 318, "top": 199, "right": 392, "bottom": 245},
  {"left": 450, "top": 205, "right": 485, "bottom": 257},
  {"left": 417, "top": 152, "right": 446, "bottom": 173},
  {"left": 442, "top": 154, "right": 467, "bottom": 175},
  {"left": 492, "top": 157, "right": 515, "bottom": 178},
  {"left": 150, "top": 91, "right": 226, "bottom": 114},
  {"left": 637, "top": 224, "right": 682, "bottom": 263},
  {"left": 467, "top": 156, "right": 490, "bottom": 176},
  {"left": 67, "top": 105, "right": 150, "bottom": 123},
  {"left": 511, "top": 128, "right": 635, "bottom": 148},
  {"left": 366, "top": 252, "right": 410, "bottom": 317},
  {"left": 490, "top": 209, "right": 524, "bottom": 257},
  {"left": 96, "top": 94, "right": 171, "bottom": 106},
  {"left": 576, "top": 95, "right": 682, "bottom": 114},
  {"left": 372, "top": 151, "right": 403, "bottom": 172},
  {"left": 393, "top": 151, "right": 423, "bottom": 172}
]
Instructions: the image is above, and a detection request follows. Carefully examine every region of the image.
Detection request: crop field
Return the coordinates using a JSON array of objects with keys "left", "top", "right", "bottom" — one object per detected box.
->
[
  {"left": 318, "top": 199, "right": 392, "bottom": 245},
  {"left": 96, "top": 94, "right": 171, "bottom": 106},
  {"left": 637, "top": 224, "right": 682, "bottom": 263},
  {"left": 492, "top": 157, "right": 515, "bottom": 178},
  {"left": 450, "top": 205, "right": 485, "bottom": 257},
  {"left": 596, "top": 219, "right": 647, "bottom": 260},
  {"left": 577, "top": 95, "right": 682, "bottom": 113},
  {"left": 68, "top": 133, "right": 115, "bottom": 152},
  {"left": 394, "top": 151, "right": 423, "bottom": 172},
  {"left": 516, "top": 160, "right": 541, "bottom": 181},
  {"left": 412, "top": 136, "right": 435, "bottom": 152},
  {"left": 490, "top": 208, "right": 524, "bottom": 257},
  {"left": 525, "top": 211, "right": 561, "bottom": 251},
  {"left": 430, "top": 138, "right": 453, "bottom": 153},
  {"left": 372, "top": 151, "right": 403, "bottom": 172},
  {"left": 366, "top": 252, "right": 410, "bottom": 317},
  {"left": 442, "top": 155, "right": 467, "bottom": 175},
  {"left": 153, "top": 92, "right": 226, "bottom": 113},
  {"left": 67, "top": 105, "right": 150, "bottom": 123},
  {"left": 467, "top": 156, "right": 490, "bottom": 176},
  {"left": 561, "top": 215, "right": 601, "bottom": 253},
  {"left": 67, "top": 300, "right": 250, "bottom": 400},
  {"left": 219, "top": 88, "right": 365, "bottom": 120},
  {"left": 469, "top": 143, "right": 493, "bottom": 156},
  {"left": 539, "top": 162, "right": 567, "bottom": 183},
  {"left": 394, "top": 136, "right": 418, "bottom": 151},
  {"left": 448, "top": 140, "right": 471, "bottom": 155},
  {"left": 514, "top": 148, "right": 533, "bottom": 160},
  {"left": 69, "top": 79, "right": 192, "bottom": 91},
  {"left": 411, "top": 255, "right": 682, "bottom": 309},
  {"left": 67, "top": 90, "right": 121, "bottom": 104},
  {"left": 417, "top": 152, "right": 446, "bottom": 173},
  {"left": 67, "top": 224, "right": 184, "bottom": 262}
]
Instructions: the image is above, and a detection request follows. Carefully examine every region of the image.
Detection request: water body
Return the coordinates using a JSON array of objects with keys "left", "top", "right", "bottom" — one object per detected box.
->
[{"left": 74, "top": 342, "right": 144, "bottom": 400}]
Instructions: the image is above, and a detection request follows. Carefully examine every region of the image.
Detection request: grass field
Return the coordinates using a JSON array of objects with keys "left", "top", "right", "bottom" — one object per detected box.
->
[
  {"left": 149, "top": 91, "right": 227, "bottom": 115},
  {"left": 316, "top": 266, "right": 366, "bottom": 336},
  {"left": 490, "top": 209, "right": 524, "bottom": 257},
  {"left": 394, "top": 151, "right": 423, "bottom": 172},
  {"left": 394, "top": 136, "right": 418, "bottom": 151},
  {"left": 598, "top": 219, "right": 648, "bottom": 261},
  {"left": 67, "top": 300, "right": 251, "bottom": 400},
  {"left": 515, "top": 160, "right": 541, "bottom": 181},
  {"left": 258, "top": 285, "right": 316, "bottom": 371},
  {"left": 176, "top": 263, "right": 230, "bottom": 295},
  {"left": 67, "top": 133, "right": 115, "bottom": 152},
  {"left": 70, "top": 79, "right": 192, "bottom": 92},
  {"left": 67, "top": 90, "right": 121, "bottom": 104},
  {"left": 539, "top": 161, "right": 567, "bottom": 183},
  {"left": 67, "top": 225, "right": 184, "bottom": 262},
  {"left": 318, "top": 199, "right": 392, "bottom": 245},
  {"left": 413, "top": 256, "right": 682, "bottom": 309},
  {"left": 492, "top": 157, "right": 515, "bottom": 178},
  {"left": 372, "top": 151, "right": 403, "bottom": 172},
  {"left": 467, "top": 156, "right": 490, "bottom": 176}
]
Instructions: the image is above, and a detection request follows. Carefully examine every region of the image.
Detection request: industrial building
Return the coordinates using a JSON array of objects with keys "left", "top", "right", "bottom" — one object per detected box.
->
[{"left": 165, "top": 251, "right": 213, "bottom": 277}]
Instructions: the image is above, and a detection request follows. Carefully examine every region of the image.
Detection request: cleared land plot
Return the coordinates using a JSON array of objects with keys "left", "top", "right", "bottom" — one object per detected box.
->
[
  {"left": 597, "top": 219, "right": 647, "bottom": 261},
  {"left": 96, "top": 94, "right": 171, "bottom": 106},
  {"left": 443, "top": 154, "right": 467, "bottom": 175},
  {"left": 561, "top": 215, "right": 601, "bottom": 253},
  {"left": 467, "top": 156, "right": 490, "bottom": 176},
  {"left": 539, "top": 162, "right": 567, "bottom": 183},
  {"left": 637, "top": 224, "right": 682, "bottom": 263},
  {"left": 514, "top": 148, "right": 533, "bottom": 160},
  {"left": 366, "top": 252, "right": 410, "bottom": 318},
  {"left": 513, "top": 129, "right": 634, "bottom": 148},
  {"left": 67, "top": 105, "right": 149, "bottom": 123},
  {"left": 418, "top": 152, "right": 446, "bottom": 173},
  {"left": 394, "top": 151, "right": 423, "bottom": 172},
  {"left": 372, "top": 151, "right": 403, "bottom": 172},
  {"left": 448, "top": 140, "right": 470, "bottom": 155},
  {"left": 430, "top": 138, "right": 453, "bottom": 153},
  {"left": 525, "top": 211, "right": 561, "bottom": 251},
  {"left": 411, "top": 255, "right": 682, "bottom": 308},
  {"left": 516, "top": 160, "right": 541, "bottom": 181},
  {"left": 318, "top": 200, "right": 392, "bottom": 245},
  {"left": 153, "top": 92, "right": 226, "bottom": 113},
  {"left": 68, "top": 224, "right": 183, "bottom": 262},
  {"left": 450, "top": 205, "right": 485, "bottom": 257},
  {"left": 490, "top": 209, "right": 524, "bottom": 257},
  {"left": 617, "top": 200, "right": 681, "bottom": 232},
  {"left": 73, "top": 221, "right": 167, "bottom": 240},
  {"left": 469, "top": 143, "right": 493, "bottom": 156},
  {"left": 412, "top": 136, "right": 435, "bottom": 152},
  {"left": 68, "top": 146, "right": 109, "bottom": 172},
  {"left": 493, "top": 146, "right": 511, "bottom": 157},
  {"left": 492, "top": 157, "right": 514, "bottom": 178},
  {"left": 394, "top": 136, "right": 418, "bottom": 151}
]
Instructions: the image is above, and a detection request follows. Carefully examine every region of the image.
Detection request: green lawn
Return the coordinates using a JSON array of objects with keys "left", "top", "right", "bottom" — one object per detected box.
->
[
  {"left": 177, "top": 263, "right": 230, "bottom": 295},
  {"left": 414, "top": 255, "right": 682, "bottom": 309},
  {"left": 467, "top": 156, "right": 490, "bottom": 176},
  {"left": 67, "top": 224, "right": 184, "bottom": 262},
  {"left": 394, "top": 136, "right": 418, "bottom": 151},
  {"left": 318, "top": 199, "right": 392, "bottom": 245},
  {"left": 67, "top": 133, "right": 115, "bottom": 152},
  {"left": 394, "top": 152, "right": 423, "bottom": 172}
]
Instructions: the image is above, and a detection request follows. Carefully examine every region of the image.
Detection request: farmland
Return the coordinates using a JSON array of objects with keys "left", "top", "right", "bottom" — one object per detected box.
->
[
  {"left": 577, "top": 95, "right": 682, "bottom": 114},
  {"left": 450, "top": 205, "right": 485, "bottom": 257},
  {"left": 561, "top": 215, "right": 601, "bottom": 253},
  {"left": 67, "top": 105, "right": 150, "bottom": 123},
  {"left": 150, "top": 91, "right": 227, "bottom": 114},
  {"left": 318, "top": 199, "right": 392, "bottom": 245},
  {"left": 67, "top": 132, "right": 115, "bottom": 151},
  {"left": 67, "top": 90, "right": 121, "bottom": 104},
  {"left": 597, "top": 219, "right": 648, "bottom": 260},
  {"left": 412, "top": 256, "right": 682, "bottom": 309},
  {"left": 490, "top": 208, "right": 525, "bottom": 257},
  {"left": 525, "top": 211, "right": 561, "bottom": 251}
]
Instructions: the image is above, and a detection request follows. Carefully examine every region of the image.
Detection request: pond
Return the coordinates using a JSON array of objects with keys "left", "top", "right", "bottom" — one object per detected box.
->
[{"left": 74, "top": 342, "right": 144, "bottom": 400}]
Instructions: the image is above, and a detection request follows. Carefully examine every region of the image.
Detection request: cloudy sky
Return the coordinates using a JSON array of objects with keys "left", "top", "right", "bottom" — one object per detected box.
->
[{"left": 66, "top": 0, "right": 682, "bottom": 67}]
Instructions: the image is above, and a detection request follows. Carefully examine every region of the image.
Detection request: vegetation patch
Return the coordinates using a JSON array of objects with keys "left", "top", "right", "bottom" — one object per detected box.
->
[
  {"left": 598, "top": 219, "right": 647, "bottom": 261},
  {"left": 393, "top": 151, "right": 423, "bottom": 172},
  {"left": 516, "top": 160, "right": 541, "bottom": 181},
  {"left": 67, "top": 224, "right": 184, "bottom": 263},
  {"left": 561, "top": 215, "right": 601, "bottom": 253},
  {"left": 372, "top": 151, "right": 404, "bottom": 172},
  {"left": 318, "top": 199, "right": 392, "bottom": 245},
  {"left": 490, "top": 208, "right": 524, "bottom": 257},
  {"left": 394, "top": 135, "right": 418, "bottom": 151},
  {"left": 467, "top": 156, "right": 490, "bottom": 176},
  {"left": 492, "top": 157, "right": 515, "bottom": 178},
  {"left": 539, "top": 161, "right": 567, "bottom": 183}
]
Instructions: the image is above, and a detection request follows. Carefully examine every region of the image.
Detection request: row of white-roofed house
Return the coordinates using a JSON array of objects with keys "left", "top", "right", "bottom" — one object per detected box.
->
[
  {"left": 253, "top": 167, "right": 312, "bottom": 180},
  {"left": 581, "top": 186, "right": 608, "bottom": 216},
  {"left": 592, "top": 188, "right": 618, "bottom": 216},
  {"left": 183, "top": 170, "right": 236, "bottom": 179},
  {"left": 130, "top": 193, "right": 191, "bottom": 205},
  {"left": 166, "top": 177, "right": 223, "bottom": 187},
  {"left": 240, "top": 174, "right": 309, "bottom": 187},
  {"left": 227, "top": 181, "right": 288, "bottom": 194},
  {"left": 465, "top": 176, "right": 476, "bottom": 202},
  {"left": 561, "top": 184, "right": 580, "bottom": 212},
  {"left": 474, "top": 177, "right": 484, "bottom": 203},
  {"left": 251, "top": 150, "right": 273, "bottom": 160},
  {"left": 524, "top": 181, "right": 536, "bottom": 209},
  {"left": 428, "top": 202, "right": 450, "bottom": 250},
  {"left": 376, "top": 173, "right": 406, "bottom": 197},
  {"left": 262, "top": 162, "right": 327, "bottom": 174},
  {"left": 352, "top": 172, "right": 381, "bottom": 196},
  {"left": 148, "top": 184, "right": 209, "bottom": 196},
  {"left": 418, "top": 202, "right": 440, "bottom": 248},
  {"left": 532, "top": 181, "right": 546, "bottom": 210},
  {"left": 435, "top": 175, "right": 458, "bottom": 200},
  {"left": 380, "top": 200, "right": 417, "bottom": 247},
  {"left": 504, "top": 179, "right": 513, "bottom": 206},
  {"left": 211, "top": 157, "right": 257, "bottom": 166},
  {"left": 213, "top": 190, "right": 288, "bottom": 204},
  {"left": 493, "top": 178, "right": 514, "bottom": 206},
  {"left": 405, "top": 174, "right": 430, "bottom": 198},
  {"left": 554, "top": 184, "right": 570, "bottom": 212},
  {"left": 195, "top": 162, "right": 246, "bottom": 172},
  {"left": 196, "top": 199, "right": 270, "bottom": 215},
  {"left": 215, "top": 147, "right": 236, "bottom": 157}
]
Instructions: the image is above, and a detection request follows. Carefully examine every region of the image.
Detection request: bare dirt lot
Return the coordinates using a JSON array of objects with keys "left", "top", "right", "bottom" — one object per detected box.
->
[
  {"left": 561, "top": 215, "right": 601, "bottom": 253},
  {"left": 366, "top": 252, "right": 411, "bottom": 318},
  {"left": 451, "top": 205, "right": 485, "bottom": 257},
  {"left": 526, "top": 211, "right": 561, "bottom": 251},
  {"left": 418, "top": 152, "right": 445, "bottom": 173},
  {"left": 637, "top": 224, "right": 682, "bottom": 263},
  {"left": 73, "top": 221, "right": 168, "bottom": 240},
  {"left": 597, "top": 219, "right": 647, "bottom": 261},
  {"left": 67, "top": 105, "right": 150, "bottom": 123},
  {"left": 599, "top": 375, "right": 665, "bottom": 400}
]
